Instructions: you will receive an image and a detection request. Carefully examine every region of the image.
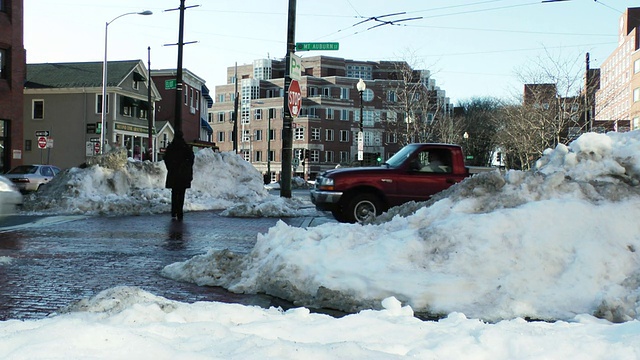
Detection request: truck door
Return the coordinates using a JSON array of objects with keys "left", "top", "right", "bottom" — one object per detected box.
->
[{"left": 390, "top": 149, "right": 459, "bottom": 205}]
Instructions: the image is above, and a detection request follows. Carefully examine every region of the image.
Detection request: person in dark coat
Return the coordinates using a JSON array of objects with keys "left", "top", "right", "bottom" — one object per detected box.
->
[{"left": 164, "top": 131, "right": 194, "bottom": 220}]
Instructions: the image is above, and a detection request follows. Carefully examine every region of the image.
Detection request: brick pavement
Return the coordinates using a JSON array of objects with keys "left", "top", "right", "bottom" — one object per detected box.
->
[{"left": 0, "top": 211, "right": 335, "bottom": 321}]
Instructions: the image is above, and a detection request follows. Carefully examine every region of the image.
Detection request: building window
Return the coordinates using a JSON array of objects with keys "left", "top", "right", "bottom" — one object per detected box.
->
[
  {"left": 325, "top": 150, "right": 334, "bottom": 163},
  {"left": 218, "top": 94, "right": 224, "bottom": 102},
  {"left": 339, "top": 130, "right": 349, "bottom": 142},
  {"left": 323, "top": 87, "right": 331, "bottom": 97},
  {"left": 217, "top": 131, "right": 225, "bottom": 142},
  {"left": 32, "top": 100, "right": 44, "bottom": 120},
  {"left": 133, "top": 80, "right": 139, "bottom": 90},
  {"left": 254, "top": 108, "right": 262, "bottom": 120},
  {"left": 326, "top": 108, "right": 334, "bottom": 120},
  {"left": 635, "top": 59, "right": 640, "bottom": 74},
  {"left": 184, "top": 85, "right": 189, "bottom": 105},
  {"left": 386, "top": 132, "right": 397, "bottom": 143},
  {"left": 139, "top": 109, "right": 148, "bottom": 119},
  {"left": 310, "top": 150, "right": 319, "bottom": 163},
  {"left": 387, "top": 111, "right": 397, "bottom": 122},
  {"left": 255, "top": 129, "right": 263, "bottom": 141},
  {"left": 96, "top": 94, "right": 109, "bottom": 114},
  {"left": 308, "top": 87, "right": 318, "bottom": 96},
  {"left": 269, "top": 128, "right": 276, "bottom": 141},
  {"left": 340, "top": 151, "right": 349, "bottom": 163},
  {"left": 242, "top": 129, "right": 250, "bottom": 142},
  {"left": 0, "top": 48, "right": 6, "bottom": 79},
  {"left": 255, "top": 150, "right": 262, "bottom": 162},
  {"left": 340, "top": 109, "right": 349, "bottom": 121},
  {"left": 356, "top": 110, "right": 375, "bottom": 126},
  {"left": 301, "top": 107, "right": 317, "bottom": 117},
  {"left": 294, "top": 127, "right": 305, "bottom": 140},
  {"left": 122, "top": 106, "right": 132, "bottom": 117},
  {"left": 346, "top": 65, "right": 373, "bottom": 79},
  {"left": 269, "top": 108, "right": 276, "bottom": 119},
  {"left": 217, "top": 112, "right": 225, "bottom": 122},
  {"left": 311, "top": 127, "right": 320, "bottom": 141},
  {"left": 387, "top": 90, "right": 397, "bottom": 102},
  {"left": 340, "top": 88, "right": 349, "bottom": 100},
  {"left": 25, "top": 139, "right": 32, "bottom": 152},
  {"left": 634, "top": 88, "right": 640, "bottom": 103},
  {"left": 195, "top": 91, "right": 200, "bottom": 110},
  {"left": 242, "top": 150, "right": 250, "bottom": 162},
  {"left": 326, "top": 129, "right": 334, "bottom": 141}
]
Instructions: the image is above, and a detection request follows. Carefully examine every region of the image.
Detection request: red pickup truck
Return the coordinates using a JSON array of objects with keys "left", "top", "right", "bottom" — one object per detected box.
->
[{"left": 310, "top": 143, "right": 472, "bottom": 223}]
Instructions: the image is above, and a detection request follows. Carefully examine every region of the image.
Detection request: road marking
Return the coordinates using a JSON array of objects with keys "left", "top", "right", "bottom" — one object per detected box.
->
[{"left": 0, "top": 215, "right": 87, "bottom": 232}]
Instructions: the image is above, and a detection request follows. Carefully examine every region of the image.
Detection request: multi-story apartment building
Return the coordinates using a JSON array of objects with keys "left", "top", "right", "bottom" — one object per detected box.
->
[
  {"left": 151, "top": 69, "right": 214, "bottom": 156},
  {"left": 0, "top": 0, "right": 25, "bottom": 173},
  {"left": 209, "top": 56, "right": 450, "bottom": 181},
  {"left": 23, "top": 60, "right": 161, "bottom": 169},
  {"left": 595, "top": 7, "right": 640, "bottom": 131}
]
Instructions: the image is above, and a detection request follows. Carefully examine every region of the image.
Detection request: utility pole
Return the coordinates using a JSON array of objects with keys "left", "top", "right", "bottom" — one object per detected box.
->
[
  {"left": 585, "top": 52, "right": 591, "bottom": 133},
  {"left": 280, "top": 0, "right": 296, "bottom": 198},
  {"left": 166, "top": 0, "right": 198, "bottom": 136},
  {"left": 173, "top": 0, "right": 186, "bottom": 134},
  {"left": 147, "top": 46, "right": 153, "bottom": 161},
  {"left": 232, "top": 63, "right": 239, "bottom": 152}
]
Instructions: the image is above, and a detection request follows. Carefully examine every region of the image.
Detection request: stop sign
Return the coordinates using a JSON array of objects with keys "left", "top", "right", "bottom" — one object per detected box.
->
[
  {"left": 37, "top": 136, "right": 47, "bottom": 149},
  {"left": 288, "top": 79, "right": 302, "bottom": 117}
]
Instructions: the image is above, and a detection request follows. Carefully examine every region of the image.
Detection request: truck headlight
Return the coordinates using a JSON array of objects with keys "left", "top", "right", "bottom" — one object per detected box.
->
[{"left": 316, "top": 177, "right": 335, "bottom": 191}]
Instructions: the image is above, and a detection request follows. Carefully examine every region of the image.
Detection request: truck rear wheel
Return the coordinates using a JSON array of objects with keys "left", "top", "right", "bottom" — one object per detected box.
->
[{"left": 346, "top": 194, "right": 382, "bottom": 223}]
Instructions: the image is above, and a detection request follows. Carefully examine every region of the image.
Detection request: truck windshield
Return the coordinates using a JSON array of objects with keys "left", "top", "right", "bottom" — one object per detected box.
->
[{"left": 385, "top": 144, "right": 419, "bottom": 168}]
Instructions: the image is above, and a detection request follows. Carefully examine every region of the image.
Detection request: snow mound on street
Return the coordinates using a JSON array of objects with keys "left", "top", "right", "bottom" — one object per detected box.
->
[
  {"left": 163, "top": 131, "right": 640, "bottom": 322},
  {"left": 22, "top": 148, "right": 307, "bottom": 217}
]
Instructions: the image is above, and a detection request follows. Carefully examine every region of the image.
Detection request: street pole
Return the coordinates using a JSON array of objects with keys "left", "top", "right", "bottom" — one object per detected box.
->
[
  {"left": 173, "top": 0, "right": 186, "bottom": 136},
  {"left": 356, "top": 78, "right": 366, "bottom": 166},
  {"left": 280, "top": 0, "right": 296, "bottom": 198},
  {"left": 147, "top": 46, "right": 153, "bottom": 161},
  {"left": 267, "top": 115, "right": 271, "bottom": 179},
  {"left": 232, "top": 63, "right": 238, "bottom": 152}
]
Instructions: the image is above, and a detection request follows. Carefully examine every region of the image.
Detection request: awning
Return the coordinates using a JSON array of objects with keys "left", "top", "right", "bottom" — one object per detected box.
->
[
  {"left": 202, "top": 85, "right": 214, "bottom": 108},
  {"left": 200, "top": 118, "right": 213, "bottom": 135}
]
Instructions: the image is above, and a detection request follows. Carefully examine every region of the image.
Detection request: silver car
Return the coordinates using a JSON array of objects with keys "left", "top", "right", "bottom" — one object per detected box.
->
[
  {"left": 0, "top": 175, "right": 22, "bottom": 218},
  {"left": 4, "top": 164, "right": 61, "bottom": 192}
]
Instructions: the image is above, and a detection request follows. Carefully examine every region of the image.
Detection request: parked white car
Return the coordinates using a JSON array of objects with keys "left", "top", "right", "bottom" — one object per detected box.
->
[
  {"left": 4, "top": 164, "right": 61, "bottom": 192},
  {"left": 0, "top": 175, "right": 22, "bottom": 218}
]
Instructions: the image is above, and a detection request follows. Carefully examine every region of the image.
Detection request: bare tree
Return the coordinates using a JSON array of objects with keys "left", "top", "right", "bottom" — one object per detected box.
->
[
  {"left": 379, "top": 52, "right": 450, "bottom": 146},
  {"left": 455, "top": 98, "right": 501, "bottom": 167}
]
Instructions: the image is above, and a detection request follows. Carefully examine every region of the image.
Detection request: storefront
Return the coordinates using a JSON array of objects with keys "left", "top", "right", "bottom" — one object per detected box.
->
[{"left": 113, "top": 122, "right": 151, "bottom": 160}]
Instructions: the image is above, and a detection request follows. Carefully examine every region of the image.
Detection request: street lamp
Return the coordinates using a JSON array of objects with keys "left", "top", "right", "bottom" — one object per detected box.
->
[
  {"left": 356, "top": 78, "right": 366, "bottom": 166},
  {"left": 463, "top": 131, "right": 469, "bottom": 164},
  {"left": 100, "top": 10, "right": 152, "bottom": 154}
]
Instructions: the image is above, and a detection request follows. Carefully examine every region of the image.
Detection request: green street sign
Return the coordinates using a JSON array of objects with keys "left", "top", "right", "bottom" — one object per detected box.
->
[
  {"left": 295, "top": 42, "right": 339, "bottom": 51},
  {"left": 165, "top": 79, "right": 176, "bottom": 90}
]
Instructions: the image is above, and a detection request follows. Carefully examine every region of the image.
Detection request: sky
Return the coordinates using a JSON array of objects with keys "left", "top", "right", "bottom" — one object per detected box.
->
[
  {"left": 2, "top": 128, "right": 640, "bottom": 356},
  {"left": 22, "top": 0, "right": 629, "bottom": 105}
]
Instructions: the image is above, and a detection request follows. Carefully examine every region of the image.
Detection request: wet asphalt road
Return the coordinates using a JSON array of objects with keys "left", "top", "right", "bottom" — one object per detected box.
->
[{"left": 0, "top": 196, "right": 336, "bottom": 321}]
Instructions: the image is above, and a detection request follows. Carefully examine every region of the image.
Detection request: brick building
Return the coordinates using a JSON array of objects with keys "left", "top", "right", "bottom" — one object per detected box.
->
[
  {"left": 0, "top": 0, "right": 25, "bottom": 173},
  {"left": 209, "top": 56, "right": 450, "bottom": 182},
  {"left": 151, "top": 69, "right": 214, "bottom": 156},
  {"left": 595, "top": 7, "right": 640, "bottom": 131}
]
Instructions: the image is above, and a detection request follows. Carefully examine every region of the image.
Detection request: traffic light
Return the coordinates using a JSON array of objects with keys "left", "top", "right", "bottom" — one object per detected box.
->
[
  {"left": 96, "top": 122, "right": 102, "bottom": 134},
  {"left": 376, "top": 153, "right": 382, "bottom": 164},
  {"left": 304, "top": 149, "right": 309, "bottom": 159}
]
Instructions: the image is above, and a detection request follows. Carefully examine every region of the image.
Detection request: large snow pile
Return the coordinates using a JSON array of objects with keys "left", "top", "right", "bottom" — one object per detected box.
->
[
  {"left": 163, "top": 132, "right": 640, "bottom": 322},
  {"left": 22, "top": 147, "right": 308, "bottom": 217}
]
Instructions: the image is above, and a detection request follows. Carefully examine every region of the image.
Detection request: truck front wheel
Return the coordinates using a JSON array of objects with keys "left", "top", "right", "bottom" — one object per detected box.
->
[{"left": 346, "top": 194, "right": 383, "bottom": 223}]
